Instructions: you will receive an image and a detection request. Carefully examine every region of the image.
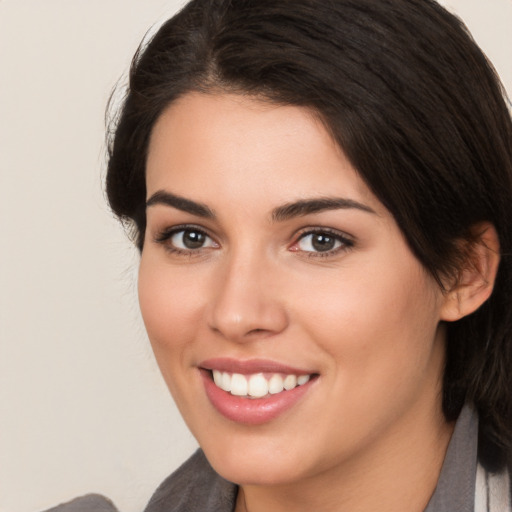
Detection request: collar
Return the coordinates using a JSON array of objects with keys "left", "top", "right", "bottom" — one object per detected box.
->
[{"left": 424, "top": 404, "right": 478, "bottom": 512}]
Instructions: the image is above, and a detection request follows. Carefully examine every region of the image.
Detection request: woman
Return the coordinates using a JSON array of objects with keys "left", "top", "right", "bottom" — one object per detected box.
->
[{"left": 54, "top": 0, "right": 512, "bottom": 510}]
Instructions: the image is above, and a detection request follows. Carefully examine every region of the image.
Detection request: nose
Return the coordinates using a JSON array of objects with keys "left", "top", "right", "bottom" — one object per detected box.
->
[{"left": 206, "top": 252, "right": 289, "bottom": 342}]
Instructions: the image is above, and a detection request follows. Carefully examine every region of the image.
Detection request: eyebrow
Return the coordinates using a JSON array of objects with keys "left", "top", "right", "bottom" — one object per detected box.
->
[
  {"left": 271, "top": 197, "right": 376, "bottom": 222},
  {"left": 146, "top": 190, "right": 376, "bottom": 221},
  {"left": 146, "top": 190, "right": 215, "bottom": 218}
]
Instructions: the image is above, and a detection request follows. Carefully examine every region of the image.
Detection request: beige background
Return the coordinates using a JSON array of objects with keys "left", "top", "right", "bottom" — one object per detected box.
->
[{"left": 0, "top": 1, "right": 511, "bottom": 511}]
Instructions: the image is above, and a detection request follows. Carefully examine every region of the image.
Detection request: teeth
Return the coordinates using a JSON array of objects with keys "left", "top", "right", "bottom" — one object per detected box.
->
[
  {"left": 297, "top": 375, "right": 310, "bottom": 386},
  {"left": 213, "top": 370, "right": 223, "bottom": 387},
  {"left": 211, "top": 370, "right": 311, "bottom": 398},
  {"left": 230, "top": 373, "right": 248, "bottom": 396},
  {"left": 248, "top": 374, "right": 268, "bottom": 398},
  {"left": 221, "top": 372, "right": 231, "bottom": 392},
  {"left": 268, "top": 374, "right": 284, "bottom": 394},
  {"left": 283, "top": 374, "right": 297, "bottom": 390}
]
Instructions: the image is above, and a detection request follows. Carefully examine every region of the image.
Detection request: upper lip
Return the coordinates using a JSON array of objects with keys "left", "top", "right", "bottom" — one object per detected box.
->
[{"left": 199, "top": 357, "right": 315, "bottom": 375}]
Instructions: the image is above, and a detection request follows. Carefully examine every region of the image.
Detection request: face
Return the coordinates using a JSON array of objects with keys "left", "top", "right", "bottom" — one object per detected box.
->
[{"left": 140, "top": 92, "right": 449, "bottom": 487}]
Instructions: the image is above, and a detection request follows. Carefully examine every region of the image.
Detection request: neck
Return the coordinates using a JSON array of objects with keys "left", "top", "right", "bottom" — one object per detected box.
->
[{"left": 236, "top": 403, "right": 454, "bottom": 512}]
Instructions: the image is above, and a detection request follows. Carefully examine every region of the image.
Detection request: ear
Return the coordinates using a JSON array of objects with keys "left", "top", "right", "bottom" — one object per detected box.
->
[{"left": 440, "top": 222, "right": 500, "bottom": 322}]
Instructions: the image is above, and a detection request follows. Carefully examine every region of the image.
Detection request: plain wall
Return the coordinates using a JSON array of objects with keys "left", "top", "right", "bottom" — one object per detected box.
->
[{"left": 0, "top": 1, "right": 510, "bottom": 511}]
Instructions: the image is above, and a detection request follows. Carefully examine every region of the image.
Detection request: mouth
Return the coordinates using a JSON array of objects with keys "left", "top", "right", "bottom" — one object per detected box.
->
[
  {"left": 210, "top": 370, "right": 312, "bottom": 399},
  {"left": 199, "top": 358, "right": 318, "bottom": 424}
]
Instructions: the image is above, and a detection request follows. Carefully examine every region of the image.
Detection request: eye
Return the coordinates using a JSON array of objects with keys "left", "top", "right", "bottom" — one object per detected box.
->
[
  {"left": 171, "top": 229, "right": 215, "bottom": 249},
  {"left": 297, "top": 232, "right": 341, "bottom": 252},
  {"left": 154, "top": 226, "right": 218, "bottom": 253},
  {"left": 291, "top": 229, "right": 354, "bottom": 256}
]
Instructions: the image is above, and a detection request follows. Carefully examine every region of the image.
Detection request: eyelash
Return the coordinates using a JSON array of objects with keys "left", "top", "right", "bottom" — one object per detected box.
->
[
  {"left": 292, "top": 228, "right": 355, "bottom": 258},
  {"left": 154, "top": 225, "right": 217, "bottom": 257},
  {"left": 153, "top": 225, "right": 355, "bottom": 258}
]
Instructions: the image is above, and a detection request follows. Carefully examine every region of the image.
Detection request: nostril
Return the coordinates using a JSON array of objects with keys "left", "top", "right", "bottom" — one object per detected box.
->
[{"left": 247, "top": 328, "right": 266, "bottom": 335}]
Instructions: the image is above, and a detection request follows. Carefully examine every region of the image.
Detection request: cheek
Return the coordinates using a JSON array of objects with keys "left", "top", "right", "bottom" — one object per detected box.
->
[
  {"left": 295, "top": 258, "right": 442, "bottom": 385},
  {"left": 137, "top": 256, "right": 215, "bottom": 429},
  {"left": 137, "top": 256, "right": 203, "bottom": 365},
  {"left": 295, "top": 263, "right": 445, "bottom": 457}
]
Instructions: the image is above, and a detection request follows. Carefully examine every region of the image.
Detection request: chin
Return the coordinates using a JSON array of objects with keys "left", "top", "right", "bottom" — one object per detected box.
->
[
  {"left": 193, "top": 422, "right": 322, "bottom": 487},
  {"left": 207, "top": 448, "right": 307, "bottom": 486}
]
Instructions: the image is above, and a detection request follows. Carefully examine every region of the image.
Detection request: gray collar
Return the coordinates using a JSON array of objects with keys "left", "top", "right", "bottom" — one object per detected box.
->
[{"left": 425, "top": 404, "right": 478, "bottom": 512}]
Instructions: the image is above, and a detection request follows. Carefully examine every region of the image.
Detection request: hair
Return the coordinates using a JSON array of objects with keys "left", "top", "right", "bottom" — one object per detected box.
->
[{"left": 106, "top": 0, "right": 512, "bottom": 471}]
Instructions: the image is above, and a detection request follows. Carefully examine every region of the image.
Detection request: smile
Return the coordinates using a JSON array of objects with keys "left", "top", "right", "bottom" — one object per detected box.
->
[
  {"left": 212, "top": 370, "right": 311, "bottom": 398},
  {"left": 199, "top": 358, "right": 317, "bottom": 424}
]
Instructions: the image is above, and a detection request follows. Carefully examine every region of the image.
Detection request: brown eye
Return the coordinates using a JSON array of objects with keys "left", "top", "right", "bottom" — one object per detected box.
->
[
  {"left": 182, "top": 230, "right": 205, "bottom": 249},
  {"left": 312, "top": 233, "right": 337, "bottom": 252},
  {"left": 297, "top": 232, "right": 342, "bottom": 253},
  {"left": 170, "top": 229, "right": 216, "bottom": 250}
]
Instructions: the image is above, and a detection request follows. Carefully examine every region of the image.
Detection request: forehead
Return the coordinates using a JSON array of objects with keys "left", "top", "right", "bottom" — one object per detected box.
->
[{"left": 146, "top": 92, "right": 381, "bottom": 214}]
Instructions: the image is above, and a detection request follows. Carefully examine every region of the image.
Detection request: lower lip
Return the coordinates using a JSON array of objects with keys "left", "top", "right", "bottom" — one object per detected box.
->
[{"left": 200, "top": 370, "right": 315, "bottom": 425}]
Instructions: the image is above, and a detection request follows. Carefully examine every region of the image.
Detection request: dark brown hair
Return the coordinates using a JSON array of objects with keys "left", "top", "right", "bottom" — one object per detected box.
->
[{"left": 106, "top": 0, "right": 512, "bottom": 470}]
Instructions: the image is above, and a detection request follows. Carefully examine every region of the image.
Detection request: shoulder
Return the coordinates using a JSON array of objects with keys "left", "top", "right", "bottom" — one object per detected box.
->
[
  {"left": 40, "top": 451, "right": 235, "bottom": 512},
  {"left": 144, "top": 449, "right": 237, "bottom": 512},
  {"left": 42, "top": 494, "right": 118, "bottom": 512}
]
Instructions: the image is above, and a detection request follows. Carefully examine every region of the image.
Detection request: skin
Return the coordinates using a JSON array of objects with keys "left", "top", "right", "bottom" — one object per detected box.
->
[{"left": 139, "top": 92, "right": 457, "bottom": 512}]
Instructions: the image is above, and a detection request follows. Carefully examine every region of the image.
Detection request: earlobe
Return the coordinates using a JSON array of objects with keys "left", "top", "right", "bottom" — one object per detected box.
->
[{"left": 440, "top": 222, "right": 500, "bottom": 322}]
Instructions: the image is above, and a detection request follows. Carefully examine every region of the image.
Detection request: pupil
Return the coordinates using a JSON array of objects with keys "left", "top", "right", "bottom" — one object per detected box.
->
[
  {"left": 312, "top": 234, "right": 335, "bottom": 252},
  {"left": 183, "top": 230, "right": 205, "bottom": 249}
]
